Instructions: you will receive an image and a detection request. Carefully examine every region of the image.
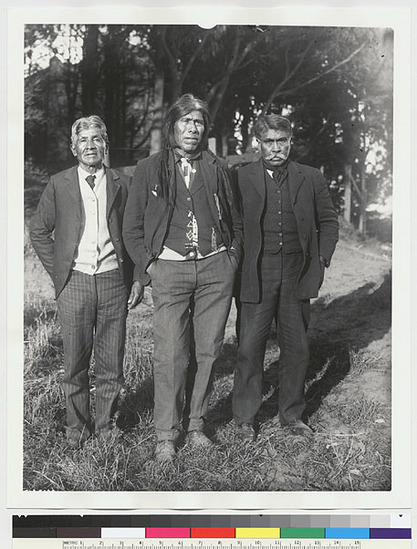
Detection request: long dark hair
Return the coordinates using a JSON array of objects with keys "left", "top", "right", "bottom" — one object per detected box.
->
[{"left": 158, "top": 94, "right": 210, "bottom": 204}]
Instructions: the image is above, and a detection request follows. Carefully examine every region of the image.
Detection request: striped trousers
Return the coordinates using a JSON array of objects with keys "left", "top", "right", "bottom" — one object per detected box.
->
[{"left": 57, "top": 269, "right": 128, "bottom": 440}]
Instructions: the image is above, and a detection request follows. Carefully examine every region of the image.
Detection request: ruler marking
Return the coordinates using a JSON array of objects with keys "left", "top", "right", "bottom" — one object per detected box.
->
[{"left": 47, "top": 540, "right": 417, "bottom": 549}]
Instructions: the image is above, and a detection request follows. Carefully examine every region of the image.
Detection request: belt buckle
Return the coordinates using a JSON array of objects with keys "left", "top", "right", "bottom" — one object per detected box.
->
[{"left": 185, "top": 247, "right": 198, "bottom": 261}]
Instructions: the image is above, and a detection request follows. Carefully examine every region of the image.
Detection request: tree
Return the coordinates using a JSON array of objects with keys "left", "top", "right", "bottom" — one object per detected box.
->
[
  {"left": 245, "top": 26, "right": 393, "bottom": 235},
  {"left": 81, "top": 25, "right": 100, "bottom": 115},
  {"left": 24, "top": 22, "right": 393, "bottom": 236},
  {"left": 24, "top": 24, "right": 154, "bottom": 170}
]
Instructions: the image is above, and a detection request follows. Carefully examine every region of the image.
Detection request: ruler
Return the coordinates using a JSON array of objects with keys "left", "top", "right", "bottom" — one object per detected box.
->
[{"left": 12, "top": 539, "right": 412, "bottom": 549}]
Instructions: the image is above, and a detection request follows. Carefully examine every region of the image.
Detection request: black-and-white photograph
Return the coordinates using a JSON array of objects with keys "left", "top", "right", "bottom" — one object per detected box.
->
[{"left": 8, "top": 6, "right": 411, "bottom": 508}]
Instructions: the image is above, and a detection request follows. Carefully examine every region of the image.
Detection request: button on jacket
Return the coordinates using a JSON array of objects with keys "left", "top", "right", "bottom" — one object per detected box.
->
[
  {"left": 237, "top": 158, "right": 339, "bottom": 302},
  {"left": 122, "top": 149, "right": 243, "bottom": 286},
  {"left": 29, "top": 166, "right": 138, "bottom": 298}
]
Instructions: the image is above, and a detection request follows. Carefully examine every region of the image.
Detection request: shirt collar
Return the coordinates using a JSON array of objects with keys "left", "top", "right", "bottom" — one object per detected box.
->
[
  {"left": 173, "top": 148, "right": 202, "bottom": 164},
  {"left": 78, "top": 165, "right": 105, "bottom": 184}
]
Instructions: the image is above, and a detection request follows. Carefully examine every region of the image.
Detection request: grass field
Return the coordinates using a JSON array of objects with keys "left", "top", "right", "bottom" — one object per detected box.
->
[{"left": 23, "top": 215, "right": 392, "bottom": 492}]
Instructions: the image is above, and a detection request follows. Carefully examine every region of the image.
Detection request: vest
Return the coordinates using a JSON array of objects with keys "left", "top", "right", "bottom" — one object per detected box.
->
[
  {"left": 262, "top": 170, "right": 302, "bottom": 254},
  {"left": 164, "top": 165, "right": 223, "bottom": 256}
]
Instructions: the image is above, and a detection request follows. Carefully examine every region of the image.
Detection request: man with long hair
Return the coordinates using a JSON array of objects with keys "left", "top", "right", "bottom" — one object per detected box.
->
[{"left": 123, "top": 94, "right": 243, "bottom": 463}]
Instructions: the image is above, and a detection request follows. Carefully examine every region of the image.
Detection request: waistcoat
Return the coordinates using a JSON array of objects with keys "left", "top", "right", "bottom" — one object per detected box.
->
[
  {"left": 164, "top": 165, "right": 223, "bottom": 256},
  {"left": 262, "top": 170, "right": 302, "bottom": 254}
]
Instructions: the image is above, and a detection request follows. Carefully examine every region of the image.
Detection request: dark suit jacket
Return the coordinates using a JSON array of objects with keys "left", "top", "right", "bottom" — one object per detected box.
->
[
  {"left": 29, "top": 165, "right": 137, "bottom": 298},
  {"left": 123, "top": 149, "right": 243, "bottom": 286},
  {"left": 237, "top": 158, "right": 339, "bottom": 302}
]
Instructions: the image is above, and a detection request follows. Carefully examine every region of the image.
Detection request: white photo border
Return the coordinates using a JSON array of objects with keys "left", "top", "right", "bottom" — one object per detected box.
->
[{"left": 7, "top": 5, "right": 411, "bottom": 510}]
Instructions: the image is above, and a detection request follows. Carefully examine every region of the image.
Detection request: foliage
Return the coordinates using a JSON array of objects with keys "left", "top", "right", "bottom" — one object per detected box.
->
[
  {"left": 25, "top": 24, "right": 154, "bottom": 171},
  {"left": 24, "top": 23, "right": 393, "bottom": 235}
]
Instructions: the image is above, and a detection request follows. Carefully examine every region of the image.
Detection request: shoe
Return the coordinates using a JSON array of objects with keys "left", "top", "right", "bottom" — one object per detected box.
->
[
  {"left": 66, "top": 429, "right": 89, "bottom": 448},
  {"left": 286, "top": 420, "right": 314, "bottom": 436},
  {"left": 235, "top": 422, "right": 256, "bottom": 442},
  {"left": 155, "top": 440, "right": 176, "bottom": 463},
  {"left": 96, "top": 427, "right": 122, "bottom": 444},
  {"left": 186, "top": 430, "right": 214, "bottom": 449}
]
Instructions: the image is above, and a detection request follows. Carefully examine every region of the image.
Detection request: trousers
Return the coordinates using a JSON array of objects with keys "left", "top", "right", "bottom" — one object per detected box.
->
[
  {"left": 149, "top": 251, "right": 236, "bottom": 442},
  {"left": 57, "top": 269, "right": 128, "bottom": 439},
  {"left": 233, "top": 252, "right": 310, "bottom": 426}
]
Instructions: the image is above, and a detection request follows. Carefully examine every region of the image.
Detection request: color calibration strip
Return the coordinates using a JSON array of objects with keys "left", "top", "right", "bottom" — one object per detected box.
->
[
  {"left": 13, "top": 515, "right": 412, "bottom": 544},
  {"left": 13, "top": 526, "right": 412, "bottom": 539},
  {"left": 13, "top": 514, "right": 411, "bottom": 530},
  {"left": 104, "top": 527, "right": 411, "bottom": 539}
]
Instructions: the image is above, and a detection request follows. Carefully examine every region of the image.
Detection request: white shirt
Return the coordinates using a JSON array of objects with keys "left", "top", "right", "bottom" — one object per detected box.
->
[{"left": 73, "top": 166, "right": 119, "bottom": 275}]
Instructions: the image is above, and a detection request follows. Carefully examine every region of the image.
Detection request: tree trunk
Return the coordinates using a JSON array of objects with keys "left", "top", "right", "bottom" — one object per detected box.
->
[
  {"left": 149, "top": 67, "right": 164, "bottom": 155},
  {"left": 358, "top": 162, "right": 367, "bottom": 236},
  {"left": 240, "top": 112, "right": 249, "bottom": 153},
  {"left": 81, "top": 25, "right": 99, "bottom": 114},
  {"left": 221, "top": 134, "right": 228, "bottom": 158},
  {"left": 344, "top": 163, "right": 352, "bottom": 225},
  {"left": 65, "top": 65, "right": 78, "bottom": 127},
  {"left": 46, "top": 57, "right": 69, "bottom": 171}
]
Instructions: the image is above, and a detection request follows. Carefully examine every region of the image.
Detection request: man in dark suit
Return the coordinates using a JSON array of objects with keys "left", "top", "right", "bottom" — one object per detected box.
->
[
  {"left": 233, "top": 114, "right": 338, "bottom": 441},
  {"left": 30, "top": 115, "right": 142, "bottom": 447},
  {"left": 123, "top": 94, "right": 242, "bottom": 463}
]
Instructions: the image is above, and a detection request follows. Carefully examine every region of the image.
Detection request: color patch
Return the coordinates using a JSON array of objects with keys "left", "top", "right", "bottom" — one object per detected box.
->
[
  {"left": 235, "top": 528, "right": 280, "bottom": 538},
  {"left": 191, "top": 528, "right": 235, "bottom": 538},
  {"left": 370, "top": 528, "right": 412, "bottom": 539},
  {"left": 146, "top": 528, "right": 190, "bottom": 538},
  {"left": 56, "top": 527, "right": 101, "bottom": 538},
  {"left": 328, "top": 516, "right": 351, "bottom": 527},
  {"left": 102, "top": 528, "right": 146, "bottom": 538},
  {"left": 390, "top": 516, "right": 412, "bottom": 528},
  {"left": 13, "top": 528, "right": 56, "bottom": 538},
  {"left": 326, "top": 528, "right": 369, "bottom": 539},
  {"left": 280, "top": 528, "right": 325, "bottom": 538}
]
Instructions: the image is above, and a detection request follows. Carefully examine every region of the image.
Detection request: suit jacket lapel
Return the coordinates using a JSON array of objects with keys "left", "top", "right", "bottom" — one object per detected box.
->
[
  {"left": 64, "top": 166, "right": 82, "bottom": 221},
  {"left": 249, "top": 158, "right": 266, "bottom": 201},
  {"left": 106, "top": 168, "right": 121, "bottom": 217},
  {"left": 189, "top": 171, "right": 205, "bottom": 195},
  {"left": 288, "top": 161, "right": 305, "bottom": 205},
  {"left": 198, "top": 152, "right": 221, "bottom": 222}
]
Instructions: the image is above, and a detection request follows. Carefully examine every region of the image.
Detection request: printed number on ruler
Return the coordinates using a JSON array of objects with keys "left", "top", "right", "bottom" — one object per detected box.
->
[
  {"left": 60, "top": 540, "right": 365, "bottom": 549},
  {"left": 55, "top": 541, "right": 412, "bottom": 549}
]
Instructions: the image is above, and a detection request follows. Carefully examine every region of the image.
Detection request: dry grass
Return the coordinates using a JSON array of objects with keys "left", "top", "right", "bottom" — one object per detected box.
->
[{"left": 23, "top": 227, "right": 392, "bottom": 492}]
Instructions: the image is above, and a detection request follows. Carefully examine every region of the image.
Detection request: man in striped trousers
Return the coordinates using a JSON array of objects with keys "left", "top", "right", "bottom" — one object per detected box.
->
[{"left": 30, "top": 115, "right": 142, "bottom": 447}]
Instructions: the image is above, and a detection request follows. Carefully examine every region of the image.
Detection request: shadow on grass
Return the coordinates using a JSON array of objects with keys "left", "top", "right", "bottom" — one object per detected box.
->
[
  {"left": 210, "top": 270, "right": 391, "bottom": 429},
  {"left": 304, "top": 270, "right": 391, "bottom": 417},
  {"left": 119, "top": 337, "right": 240, "bottom": 434},
  {"left": 116, "top": 377, "right": 155, "bottom": 432}
]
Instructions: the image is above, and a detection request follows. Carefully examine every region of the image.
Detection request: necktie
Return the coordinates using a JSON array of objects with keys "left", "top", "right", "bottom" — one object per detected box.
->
[
  {"left": 273, "top": 168, "right": 286, "bottom": 186},
  {"left": 180, "top": 158, "right": 192, "bottom": 188},
  {"left": 86, "top": 174, "right": 96, "bottom": 189}
]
